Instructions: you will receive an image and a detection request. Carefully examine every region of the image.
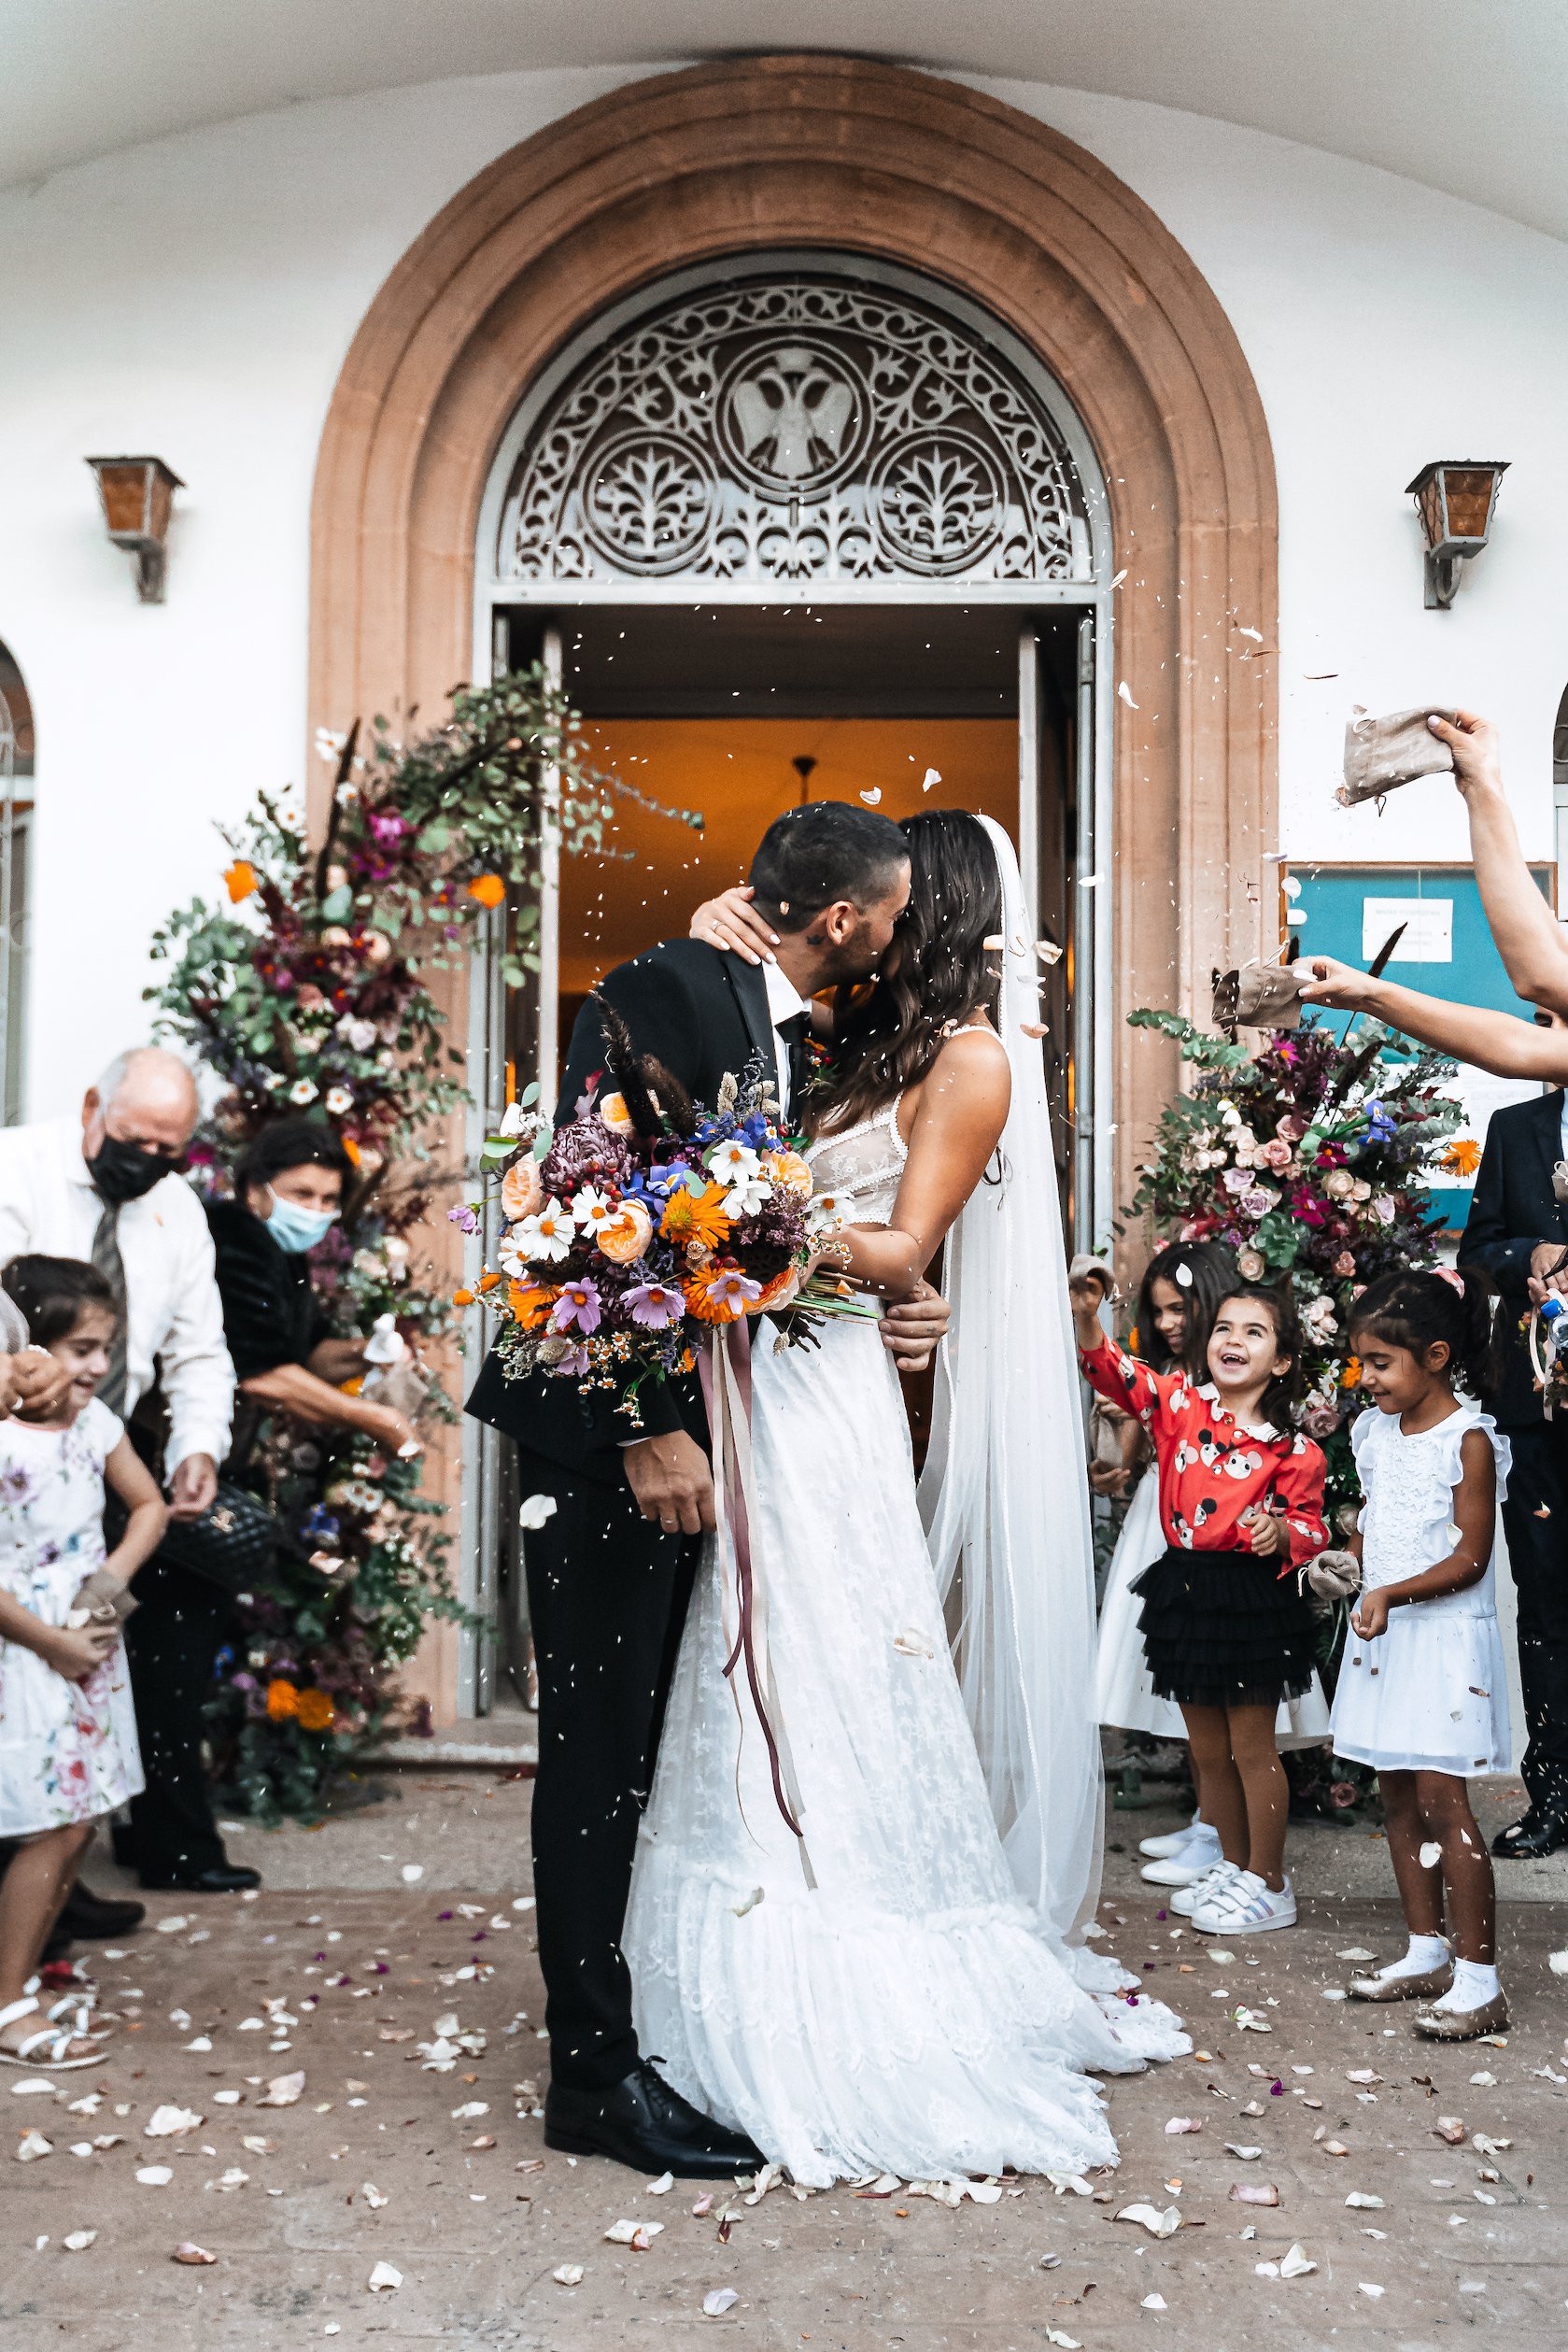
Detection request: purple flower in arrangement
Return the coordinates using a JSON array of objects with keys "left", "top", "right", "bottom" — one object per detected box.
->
[
  {"left": 447, "top": 1204, "right": 480, "bottom": 1234},
  {"left": 368, "top": 810, "right": 410, "bottom": 847},
  {"left": 554, "top": 1342, "right": 590, "bottom": 1378},
  {"left": 624, "top": 1280, "right": 684, "bottom": 1330},
  {"left": 550, "top": 1278, "right": 601, "bottom": 1335},
  {"left": 1363, "top": 1098, "right": 1397, "bottom": 1145}
]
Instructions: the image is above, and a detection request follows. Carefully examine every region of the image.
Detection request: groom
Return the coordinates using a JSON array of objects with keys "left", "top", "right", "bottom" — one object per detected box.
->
[{"left": 468, "top": 800, "right": 946, "bottom": 2174}]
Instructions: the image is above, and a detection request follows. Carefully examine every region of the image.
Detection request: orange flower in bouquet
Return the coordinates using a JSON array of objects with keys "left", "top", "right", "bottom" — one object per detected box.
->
[
  {"left": 660, "top": 1183, "right": 732, "bottom": 1256},
  {"left": 507, "top": 1280, "right": 558, "bottom": 1329},
  {"left": 500, "top": 1156, "right": 544, "bottom": 1223},
  {"left": 684, "top": 1265, "right": 763, "bottom": 1325},
  {"left": 295, "top": 1689, "right": 336, "bottom": 1733},
  {"left": 265, "top": 1678, "right": 301, "bottom": 1721}
]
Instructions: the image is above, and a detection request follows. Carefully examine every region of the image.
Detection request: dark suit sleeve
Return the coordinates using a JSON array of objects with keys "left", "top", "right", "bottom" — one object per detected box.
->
[{"left": 1462, "top": 1116, "right": 1551, "bottom": 1299}]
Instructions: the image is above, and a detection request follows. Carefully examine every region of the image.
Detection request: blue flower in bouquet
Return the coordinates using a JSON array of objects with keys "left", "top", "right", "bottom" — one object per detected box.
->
[
  {"left": 1363, "top": 1098, "right": 1396, "bottom": 1146},
  {"left": 302, "top": 1505, "right": 341, "bottom": 1543}
]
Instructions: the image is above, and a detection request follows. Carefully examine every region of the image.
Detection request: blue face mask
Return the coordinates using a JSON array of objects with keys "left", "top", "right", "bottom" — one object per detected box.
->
[{"left": 264, "top": 1187, "right": 338, "bottom": 1254}]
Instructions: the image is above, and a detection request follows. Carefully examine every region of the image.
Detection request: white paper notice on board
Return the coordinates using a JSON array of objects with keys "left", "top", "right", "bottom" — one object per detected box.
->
[{"left": 1363, "top": 897, "right": 1452, "bottom": 962}]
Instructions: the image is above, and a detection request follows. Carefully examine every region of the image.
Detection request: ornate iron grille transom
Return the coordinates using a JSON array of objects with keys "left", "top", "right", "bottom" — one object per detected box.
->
[{"left": 496, "top": 274, "right": 1094, "bottom": 585}]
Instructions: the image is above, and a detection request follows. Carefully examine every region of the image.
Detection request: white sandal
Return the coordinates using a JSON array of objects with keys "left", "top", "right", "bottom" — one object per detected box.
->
[{"left": 0, "top": 1992, "right": 106, "bottom": 2070}]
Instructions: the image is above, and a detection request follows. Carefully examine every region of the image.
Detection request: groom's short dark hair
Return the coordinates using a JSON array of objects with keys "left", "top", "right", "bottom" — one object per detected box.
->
[{"left": 749, "top": 802, "right": 909, "bottom": 931}]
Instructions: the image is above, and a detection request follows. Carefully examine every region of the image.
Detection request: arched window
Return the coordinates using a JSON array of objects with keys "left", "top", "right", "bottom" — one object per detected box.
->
[{"left": 0, "top": 639, "right": 34, "bottom": 1122}]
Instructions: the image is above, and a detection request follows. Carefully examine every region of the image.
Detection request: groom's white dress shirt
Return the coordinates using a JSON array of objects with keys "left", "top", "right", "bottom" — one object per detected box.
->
[
  {"left": 763, "top": 960, "right": 812, "bottom": 1119},
  {"left": 0, "top": 1116, "right": 234, "bottom": 1469}
]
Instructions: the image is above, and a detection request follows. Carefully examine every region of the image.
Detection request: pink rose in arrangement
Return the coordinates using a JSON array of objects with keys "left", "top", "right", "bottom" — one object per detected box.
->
[
  {"left": 1221, "top": 1167, "right": 1252, "bottom": 1195},
  {"left": 1302, "top": 1403, "right": 1340, "bottom": 1438},
  {"left": 1236, "top": 1249, "right": 1265, "bottom": 1281},
  {"left": 1239, "top": 1187, "right": 1276, "bottom": 1219},
  {"left": 1258, "top": 1137, "right": 1293, "bottom": 1171},
  {"left": 1332, "top": 1250, "right": 1357, "bottom": 1278},
  {"left": 1371, "top": 1194, "right": 1396, "bottom": 1225}
]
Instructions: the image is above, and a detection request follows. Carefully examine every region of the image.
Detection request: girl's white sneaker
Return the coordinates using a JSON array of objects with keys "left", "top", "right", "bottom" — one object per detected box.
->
[
  {"left": 1141, "top": 1844, "right": 1224, "bottom": 1888},
  {"left": 1168, "top": 1858, "right": 1242, "bottom": 1918},
  {"left": 1192, "top": 1870, "right": 1297, "bottom": 1934},
  {"left": 1137, "top": 1820, "right": 1209, "bottom": 1861}
]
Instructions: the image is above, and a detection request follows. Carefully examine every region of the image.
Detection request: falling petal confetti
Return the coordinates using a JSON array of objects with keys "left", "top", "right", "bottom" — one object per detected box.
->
[
  {"left": 1229, "top": 2182, "right": 1279, "bottom": 2205},
  {"left": 1279, "top": 2245, "right": 1317, "bottom": 2279},
  {"left": 923, "top": 768, "right": 941, "bottom": 791},
  {"left": 63, "top": 2231, "right": 96, "bottom": 2252},
  {"left": 1117, "top": 682, "right": 1138, "bottom": 708},
  {"left": 1346, "top": 2192, "right": 1384, "bottom": 2208},
  {"left": 518, "top": 1495, "right": 558, "bottom": 1529},
  {"left": 1141, "top": 2295, "right": 1167, "bottom": 2311},
  {"left": 144, "top": 2105, "right": 202, "bottom": 2137},
  {"left": 362, "top": 2184, "right": 389, "bottom": 2208},
  {"left": 258, "top": 2072, "right": 306, "bottom": 2107},
  {"left": 554, "top": 2264, "right": 585, "bottom": 2287},
  {"left": 1419, "top": 1841, "right": 1443, "bottom": 1870},
  {"left": 1115, "top": 2203, "right": 1181, "bottom": 2238},
  {"left": 135, "top": 2166, "right": 174, "bottom": 2187},
  {"left": 703, "top": 2289, "right": 740, "bottom": 2317},
  {"left": 1165, "top": 2117, "right": 1202, "bottom": 2134},
  {"left": 402, "top": 1865, "right": 425, "bottom": 1883},
  {"left": 367, "top": 2261, "right": 403, "bottom": 2293},
  {"left": 859, "top": 787, "right": 883, "bottom": 804},
  {"left": 16, "top": 2131, "right": 52, "bottom": 2163},
  {"left": 172, "top": 2245, "right": 217, "bottom": 2267}
]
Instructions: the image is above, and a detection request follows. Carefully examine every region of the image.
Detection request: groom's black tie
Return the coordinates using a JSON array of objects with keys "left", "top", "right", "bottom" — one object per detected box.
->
[{"left": 775, "top": 1012, "right": 812, "bottom": 1124}]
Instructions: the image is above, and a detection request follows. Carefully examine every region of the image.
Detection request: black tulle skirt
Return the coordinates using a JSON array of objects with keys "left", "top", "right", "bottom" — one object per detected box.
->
[{"left": 1129, "top": 1543, "right": 1317, "bottom": 1709}]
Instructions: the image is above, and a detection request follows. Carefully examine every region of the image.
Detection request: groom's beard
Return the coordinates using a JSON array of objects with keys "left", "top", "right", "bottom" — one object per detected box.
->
[{"left": 810, "top": 923, "right": 885, "bottom": 991}]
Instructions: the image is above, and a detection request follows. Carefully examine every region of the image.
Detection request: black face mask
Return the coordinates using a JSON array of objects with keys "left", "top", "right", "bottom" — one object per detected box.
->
[{"left": 88, "top": 1134, "right": 179, "bottom": 1205}]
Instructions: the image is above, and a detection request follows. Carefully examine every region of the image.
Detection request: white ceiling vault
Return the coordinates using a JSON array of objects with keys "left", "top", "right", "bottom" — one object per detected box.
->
[{"left": 5, "top": 0, "right": 1566, "bottom": 243}]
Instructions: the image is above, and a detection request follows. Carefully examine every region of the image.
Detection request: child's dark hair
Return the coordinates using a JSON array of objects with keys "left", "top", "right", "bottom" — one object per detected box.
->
[
  {"left": 1, "top": 1254, "right": 120, "bottom": 1348},
  {"left": 1349, "top": 1266, "right": 1500, "bottom": 1396},
  {"left": 1137, "top": 1240, "right": 1241, "bottom": 1377},
  {"left": 1213, "top": 1281, "right": 1305, "bottom": 1427}
]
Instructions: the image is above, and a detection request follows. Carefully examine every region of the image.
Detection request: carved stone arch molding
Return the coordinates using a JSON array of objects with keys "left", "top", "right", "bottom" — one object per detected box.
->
[{"left": 310, "top": 53, "right": 1278, "bottom": 1193}]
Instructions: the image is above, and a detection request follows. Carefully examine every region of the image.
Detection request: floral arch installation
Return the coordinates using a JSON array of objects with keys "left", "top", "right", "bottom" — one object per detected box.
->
[{"left": 494, "top": 270, "right": 1099, "bottom": 588}]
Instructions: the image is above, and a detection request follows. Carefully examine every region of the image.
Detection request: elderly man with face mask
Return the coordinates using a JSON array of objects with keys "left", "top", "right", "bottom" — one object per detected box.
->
[{"left": 0, "top": 1047, "right": 244, "bottom": 1918}]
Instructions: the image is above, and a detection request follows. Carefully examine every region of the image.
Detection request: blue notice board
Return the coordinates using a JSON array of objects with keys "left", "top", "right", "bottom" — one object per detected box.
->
[{"left": 1286, "top": 863, "right": 1556, "bottom": 1230}]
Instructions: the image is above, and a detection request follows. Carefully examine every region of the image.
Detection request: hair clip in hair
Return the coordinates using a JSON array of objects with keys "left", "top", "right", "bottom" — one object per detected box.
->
[{"left": 1432, "top": 1266, "right": 1465, "bottom": 1295}]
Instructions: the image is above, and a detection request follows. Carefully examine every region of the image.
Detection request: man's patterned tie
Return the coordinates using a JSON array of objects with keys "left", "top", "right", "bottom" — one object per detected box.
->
[{"left": 90, "top": 1200, "right": 130, "bottom": 1416}]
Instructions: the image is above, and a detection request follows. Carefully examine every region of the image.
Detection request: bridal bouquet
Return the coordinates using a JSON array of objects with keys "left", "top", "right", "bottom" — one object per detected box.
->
[{"left": 456, "top": 1013, "right": 853, "bottom": 1428}]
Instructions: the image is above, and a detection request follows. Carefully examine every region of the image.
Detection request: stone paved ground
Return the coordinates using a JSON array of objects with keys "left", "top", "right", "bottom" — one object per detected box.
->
[{"left": 6, "top": 1774, "right": 1567, "bottom": 2352}]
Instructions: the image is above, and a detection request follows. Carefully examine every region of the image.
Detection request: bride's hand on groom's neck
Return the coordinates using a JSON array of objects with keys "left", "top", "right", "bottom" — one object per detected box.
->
[{"left": 690, "top": 886, "right": 779, "bottom": 966}]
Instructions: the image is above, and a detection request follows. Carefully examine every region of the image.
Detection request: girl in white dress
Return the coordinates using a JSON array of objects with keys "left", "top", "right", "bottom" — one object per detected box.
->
[
  {"left": 630, "top": 814, "right": 1187, "bottom": 2189},
  {"left": 1335, "top": 1268, "right": 1512, "bottom": 2040},
  {"left": 0, "top": 1257, "right": 166, "bottom": 2070}
]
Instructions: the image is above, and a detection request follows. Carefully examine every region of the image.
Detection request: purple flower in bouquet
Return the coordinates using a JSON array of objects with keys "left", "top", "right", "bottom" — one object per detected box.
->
[
  {"left": 542, "top": 1115, "right": 630, "bottom": 1198},
  {"left": 705, "top": 1269, "right": 762, "bottom": 1315},
  {"left": 1363, "top": 1098, "right": 1397, "bottom": 1145},
  {"left": 624, "top": 1280, "right": 684, "bottom": 1330},
  {"left": 447, "top": 1204, "right": 479, "bottom": 1234},
  {"left": 550, "top": 1277, "right": 602, "bottom": 1335}
]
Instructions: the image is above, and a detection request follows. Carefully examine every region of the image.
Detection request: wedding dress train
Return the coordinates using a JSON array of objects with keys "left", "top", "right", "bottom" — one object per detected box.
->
[{"left": 624, "top": 1098, "right": 1188, "bottom": 2189}]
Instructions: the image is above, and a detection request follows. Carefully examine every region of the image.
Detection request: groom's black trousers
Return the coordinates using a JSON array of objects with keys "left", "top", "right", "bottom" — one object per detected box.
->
[{"left": 516, "top": 1441, "right": 702, "bottom": 2091}]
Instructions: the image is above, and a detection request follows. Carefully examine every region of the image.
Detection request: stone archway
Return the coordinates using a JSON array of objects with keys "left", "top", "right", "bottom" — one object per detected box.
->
[{"left": 310, "top": 50, "right": 1278, "bottom": 1204}]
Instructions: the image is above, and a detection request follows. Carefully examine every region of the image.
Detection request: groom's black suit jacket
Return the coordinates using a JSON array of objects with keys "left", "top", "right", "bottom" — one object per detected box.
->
[
  {"left": 1462, "top": 1086, "right": 1568, "bottom": 1431},
  {"left": 464, "top": 938, "right": 778, "bottom": 1484}
]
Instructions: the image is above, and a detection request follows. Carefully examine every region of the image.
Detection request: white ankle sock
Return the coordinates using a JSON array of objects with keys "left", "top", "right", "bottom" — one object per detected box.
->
[
  {"left": 1434, "top": 1958, "right": 1500, "bottom": 2012},
  {"left": 1185, "top": 1819, "right": 1222, "bottom": 1850},
  {"left": 1376, "top": 1933, "right": 1449, "bottom": 1982}
]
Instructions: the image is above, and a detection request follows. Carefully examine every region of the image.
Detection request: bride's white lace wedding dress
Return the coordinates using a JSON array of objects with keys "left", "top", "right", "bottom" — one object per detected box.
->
[{"left": 623, "top": 1096, "right": 1188, "bottom": 2189}]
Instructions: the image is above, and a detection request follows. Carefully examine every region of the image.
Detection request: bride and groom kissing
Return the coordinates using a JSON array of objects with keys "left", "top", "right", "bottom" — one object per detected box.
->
[{"left": 467, "top": 799, "right": 1186, "bottom": 2189}]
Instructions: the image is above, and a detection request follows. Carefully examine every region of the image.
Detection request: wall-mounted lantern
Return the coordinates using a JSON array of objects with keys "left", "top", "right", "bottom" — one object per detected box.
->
[
  {"left": 1406, "top": 460, "right": 1508, "bottom": 611},
  {"left": 86, "top": 456, "right": 183, "bottom": 603}
]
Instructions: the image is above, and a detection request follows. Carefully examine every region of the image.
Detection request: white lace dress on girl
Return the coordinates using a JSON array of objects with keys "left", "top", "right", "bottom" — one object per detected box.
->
[
  {"left": 1331, "top": 1401, "right": 1512, "bottom": 1775},
  {"left": 624, "top": 1098, "right": 1188, "bottom": 2189}
]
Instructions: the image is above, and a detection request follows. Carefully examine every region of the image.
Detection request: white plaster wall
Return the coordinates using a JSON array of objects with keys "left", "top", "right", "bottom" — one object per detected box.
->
[{"left": 3, "top": 62, "right": 1565, "bottom": 1117}]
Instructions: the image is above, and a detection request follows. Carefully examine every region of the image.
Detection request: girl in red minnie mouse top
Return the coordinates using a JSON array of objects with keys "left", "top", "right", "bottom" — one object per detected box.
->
[{"left": 1070, "top": 1277, "right": 1328, "bottom": 1941}]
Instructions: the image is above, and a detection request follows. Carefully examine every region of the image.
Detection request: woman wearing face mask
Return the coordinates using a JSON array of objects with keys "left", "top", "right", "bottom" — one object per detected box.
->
[{"left": 206, "top": 1121, "right": 422, "bottom": 1466}]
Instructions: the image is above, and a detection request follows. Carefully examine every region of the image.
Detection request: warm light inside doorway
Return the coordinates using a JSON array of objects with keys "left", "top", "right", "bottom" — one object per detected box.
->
[{"left": 559, "top": 717, "right": 1018, "bottom": 999}]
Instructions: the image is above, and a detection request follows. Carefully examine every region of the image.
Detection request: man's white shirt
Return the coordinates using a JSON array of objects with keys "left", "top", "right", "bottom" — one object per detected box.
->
[
  {"left": 763, "top": 960, "right": 813, "bottom": 1120},
  {"left": 0, "top": 1117, "right": 234, "bottom": 1469}
]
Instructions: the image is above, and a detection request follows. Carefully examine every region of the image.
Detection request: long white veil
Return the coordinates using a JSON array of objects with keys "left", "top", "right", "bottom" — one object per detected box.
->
[{"left": 917, "top": 814, "right": 1108, "bottom": 1969}]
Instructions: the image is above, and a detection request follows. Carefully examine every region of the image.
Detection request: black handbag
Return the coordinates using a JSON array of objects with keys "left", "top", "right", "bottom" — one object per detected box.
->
[{"left": 155, "top": 1480, "right": 279, "bottom": 1598}]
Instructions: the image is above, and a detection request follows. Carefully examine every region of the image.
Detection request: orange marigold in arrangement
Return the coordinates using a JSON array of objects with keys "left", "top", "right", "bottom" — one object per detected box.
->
[
  {"left": 683, "top": 1267, "right": 747, "bottom": 1325},
  {"left": 1340, "top": 1356, "right": 1362, "bottom": 1389},
  {"left": 1442, "top": 1136, "right": 1482, "bottom": 1177},
  {"left": 224, "top": 858, "right": 259, "bottom": 903},
  {"left": 294, "top": 1689, "right": 335, "bottom": 1734},
  {"left": 659, "top": 1183, "right": 732, "bottom": 1254},
  {"left": 466, "top": 872, "right": 506, "bottom": 909},
  {"left": 265, "top": 1678, "right": 301, "bottom": 1721},
  {"left": 507, "top": 1280, "right": 558, "bottom": 1329}
]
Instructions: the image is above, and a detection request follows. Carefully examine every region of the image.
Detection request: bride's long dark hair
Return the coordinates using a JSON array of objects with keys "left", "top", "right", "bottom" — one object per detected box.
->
[{"left": 809, "top": 808, "right": 1003, "bottom": 1136}]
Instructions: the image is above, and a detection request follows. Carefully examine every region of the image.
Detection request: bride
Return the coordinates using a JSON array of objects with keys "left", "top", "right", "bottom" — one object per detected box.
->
[{"left": 622, "top": 810, "right": 1187, "bottom": 2189}]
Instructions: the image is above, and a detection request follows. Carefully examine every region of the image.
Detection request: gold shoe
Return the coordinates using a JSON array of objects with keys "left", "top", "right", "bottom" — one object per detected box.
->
[
  {"left": 1347, "top": 1960, "right": 1454, "bottom": 2004},
  {"left": 1413, "top": 1991, "right": 1510, "bottom": 2041}
]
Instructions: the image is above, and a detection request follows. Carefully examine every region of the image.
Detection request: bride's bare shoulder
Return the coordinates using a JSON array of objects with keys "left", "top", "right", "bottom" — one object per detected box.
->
[{"left": 903, "top": 1021, "right": 1010, "bottom": 1141}]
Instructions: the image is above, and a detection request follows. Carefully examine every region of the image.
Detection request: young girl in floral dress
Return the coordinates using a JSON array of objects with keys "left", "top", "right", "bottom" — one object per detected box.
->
[
  {"left": 1335, "top": 1268, "right": 1512, "bottom": 2039},
  {"left": 0, "top": 1257, "right": 166, "bottom": 2069},
  {"left": 1071, "top": 1275, "right": 1328, "bottom": 1936}
]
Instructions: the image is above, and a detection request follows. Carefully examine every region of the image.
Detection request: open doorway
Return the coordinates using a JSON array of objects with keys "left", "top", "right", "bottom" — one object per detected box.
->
[
  {"left": 467, "top": 599, "right": 1092, "bottom": 1715},
  {"left": 496, "top": 602, "right": 1086, "bottom": 1163}
]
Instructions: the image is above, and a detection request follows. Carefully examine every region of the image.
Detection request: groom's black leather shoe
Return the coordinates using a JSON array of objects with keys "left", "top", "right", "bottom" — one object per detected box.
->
[
  {"left": 544, "top": 2060, "right": 766, "bottom": 2177},
  {"left": 1491, "top": 1808, "right": 1568, "bottom": 1859}
]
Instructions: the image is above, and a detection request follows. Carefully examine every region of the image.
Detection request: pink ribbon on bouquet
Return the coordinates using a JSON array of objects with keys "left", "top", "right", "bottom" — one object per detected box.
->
[{"left": 699, "top": 1320, "right": 815, "bottom": 1888}]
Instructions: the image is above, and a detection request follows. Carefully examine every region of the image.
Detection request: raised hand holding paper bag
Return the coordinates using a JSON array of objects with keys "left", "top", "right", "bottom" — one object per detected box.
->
[
  {"left": 1211, "top": 958, "right": 1311, "bottom": 1035},
  {"left": 1337, "top": 706, "right": 1459, "bottom": 806}
]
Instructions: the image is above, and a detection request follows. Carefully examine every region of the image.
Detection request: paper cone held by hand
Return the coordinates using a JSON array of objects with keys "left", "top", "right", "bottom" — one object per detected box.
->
[
  {"left": 1337, "top": 706, "right": 1460, "bottom": 806},
  {"left": 1211, "top": 960, "right": 1310, "bottom": 1037}
]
